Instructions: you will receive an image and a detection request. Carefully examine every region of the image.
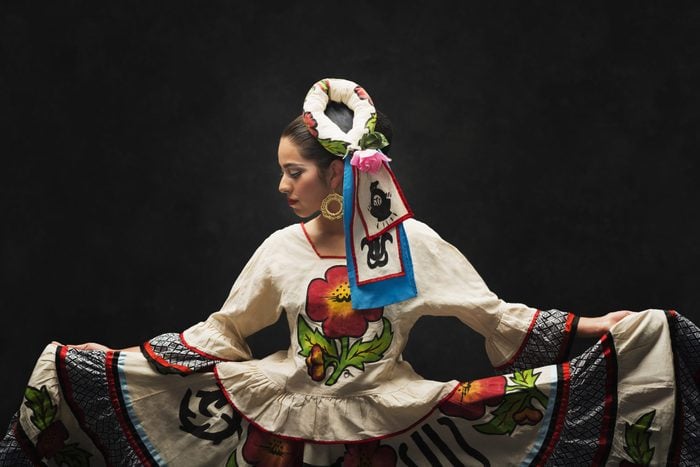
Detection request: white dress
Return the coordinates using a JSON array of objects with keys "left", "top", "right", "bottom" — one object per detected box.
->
[{"left": 2, "top": 219, "right": 698, "bottom": 466}]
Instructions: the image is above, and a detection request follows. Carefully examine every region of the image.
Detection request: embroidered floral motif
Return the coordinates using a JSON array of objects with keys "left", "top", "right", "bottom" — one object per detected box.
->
[
  {"left": 354, "top": 85, "right": 374, "bottom": 106},
  {"left": 621, "top": 410, "right": 656, "bottom": 466},
  {"left": 473, "top": 370, "right": 548, "bottom": 436},
  {"left": 306, "top": 265, "right": 383, "bottom": 339},
  {"left": 299, "top": 265, "right": 393, "bottom": 386},
  {"left": 440, "top": 370, "right": 549, "bottom": 436},
  {"left": 318, "top": 138, "right": 350, "bottom": 156},
  {"left": 306, "top": 344, "right": 326, "bottom": 382},
  {"left": 36, "top": 421, "right": 69, "bottom": 459},
  {"left": 318, "top": 79, "right": 331, "bottom": 95},
  {"left": 242, "top": 424, "right": 304, "bottom": 466},
  {"left": 343, "top": 440, "right": 397, "bottom": 466},
  {"left": 440, "top": 376, "right": 507, "bottom": 420},
  {"left": 303, "top": 111, "right": 319, "bottom": 138},
  {"left": 23, "top": 385, "right": 92, "bottom": 465}
]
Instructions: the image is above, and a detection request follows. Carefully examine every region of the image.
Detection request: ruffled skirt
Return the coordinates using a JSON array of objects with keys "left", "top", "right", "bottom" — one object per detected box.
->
[{"left": 2, "top": 309, "right": 699, "bottom": 466}]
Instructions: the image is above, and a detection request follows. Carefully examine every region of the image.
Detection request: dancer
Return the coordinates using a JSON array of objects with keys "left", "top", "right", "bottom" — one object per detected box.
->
[{"left": 2, "top": 78, "right": 697, "bottom": 466}]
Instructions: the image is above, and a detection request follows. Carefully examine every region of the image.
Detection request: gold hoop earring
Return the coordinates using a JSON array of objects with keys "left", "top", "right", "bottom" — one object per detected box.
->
[{"left": 320, "top": 192, "right": 343, "bottom": 220}]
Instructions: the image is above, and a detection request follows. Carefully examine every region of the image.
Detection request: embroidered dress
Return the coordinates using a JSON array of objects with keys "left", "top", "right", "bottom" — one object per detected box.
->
[{"left": 1, "top": 219, "right": 698, "bottom": 466}]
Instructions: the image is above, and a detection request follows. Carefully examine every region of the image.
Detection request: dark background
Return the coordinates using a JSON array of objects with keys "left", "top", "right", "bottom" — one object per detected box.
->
[{"left": 2, "top": 2, "right": 699, "bottom": 427}]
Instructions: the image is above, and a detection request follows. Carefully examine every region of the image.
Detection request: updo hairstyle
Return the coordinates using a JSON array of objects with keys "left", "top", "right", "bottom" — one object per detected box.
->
[{"left": 281, "top": 102, "right": 393, "bottom": 178}]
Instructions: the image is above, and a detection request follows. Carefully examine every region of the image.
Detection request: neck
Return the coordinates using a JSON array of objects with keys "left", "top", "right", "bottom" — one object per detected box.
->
[{"left": 311, "top": 213, "right": 345, "bottom": 237}]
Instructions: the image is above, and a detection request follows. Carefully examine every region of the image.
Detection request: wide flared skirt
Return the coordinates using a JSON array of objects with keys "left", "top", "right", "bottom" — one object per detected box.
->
[{"left": 2, "top": 309, "right": 698, "bottom": 466}]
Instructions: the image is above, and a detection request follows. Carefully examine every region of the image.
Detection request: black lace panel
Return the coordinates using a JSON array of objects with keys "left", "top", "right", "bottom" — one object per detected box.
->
[
  {"left": 142, "top": 333, "right": 219, "bottom": 375},
  {"left": 498, "top": 309, "right": 576, "bottom": 374},
  {"left": 0, "top": 414, "right": 34, "bottom": 466},
  {"left": 668, "top": 312, "right": 700, "bottom": 464},
  {"left": 545, "top": 341, "right": 608, "bottom": 466},
  {"left": 60, "top": 348, "right": 143, "bottom": 465}
]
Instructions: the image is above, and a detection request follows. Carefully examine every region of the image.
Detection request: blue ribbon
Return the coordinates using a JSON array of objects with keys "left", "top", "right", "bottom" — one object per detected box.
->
[{"left": 343, "top": 157, "right": 417, "bottom": 309}]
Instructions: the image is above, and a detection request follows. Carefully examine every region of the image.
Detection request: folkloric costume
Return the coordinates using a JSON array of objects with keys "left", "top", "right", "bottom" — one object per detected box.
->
[{"left": 2, "top": 79, "right": 699, "bottom": 466}]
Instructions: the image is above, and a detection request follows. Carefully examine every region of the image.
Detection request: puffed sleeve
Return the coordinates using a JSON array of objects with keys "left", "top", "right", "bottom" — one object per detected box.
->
[
  {"left": 141, "top": 234, "right": 283, "bottom": 374},
  {"left": 406, "top": 220, "right": 578, "bottom": 373}
]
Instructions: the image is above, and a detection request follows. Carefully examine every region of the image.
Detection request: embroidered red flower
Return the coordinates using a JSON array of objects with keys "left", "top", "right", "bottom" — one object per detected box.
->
[
  {"left": 303, "top": 111, "right": 318, "bottom": 138},
  {"left": 305, "top": 344, "right": 326, "bottom": 381},
  {"left": 439, "top": 376, "right": 507, "bottom": 420},
  {"left": 343, "top": 440, "right": 397, "bottom": 466},
  {"left": 354, "top": 85, "right": 374, "bottom": 106},
  {"left": 242, "top": 424, "right": 304, "bottom": 466},
  {"left": 306, "top": 265, "right": 383, "bottom": 339},
  {"left": 36, "top": 420, "right": 69, "bottom": 458}
]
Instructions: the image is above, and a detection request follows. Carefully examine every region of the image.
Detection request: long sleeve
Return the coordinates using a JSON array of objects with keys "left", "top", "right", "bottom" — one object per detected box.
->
[
  {"left": 142, "top": 234, "right": 283, "bottom": 374},
  {"left": 405, "top": 219, "right": 577, "bottom": 371}
]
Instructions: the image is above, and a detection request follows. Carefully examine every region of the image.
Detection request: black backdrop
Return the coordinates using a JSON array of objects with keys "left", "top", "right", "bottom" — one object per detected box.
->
[{"left": 2, "top": 2, "right": 699, "bottom": 427}]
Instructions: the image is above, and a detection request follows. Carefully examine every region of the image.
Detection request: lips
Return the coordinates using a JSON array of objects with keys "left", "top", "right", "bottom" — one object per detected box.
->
[{"left": 288, "top": 198, "right": 298, "bottom": 205}]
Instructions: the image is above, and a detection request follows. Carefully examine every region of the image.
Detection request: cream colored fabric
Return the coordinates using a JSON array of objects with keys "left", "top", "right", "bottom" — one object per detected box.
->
[
  {"left": 608, "top": 309, "right": 676, "bottom": 464},
  {"left": 182, "top": 219, "right": 538, "bottom": 441}
]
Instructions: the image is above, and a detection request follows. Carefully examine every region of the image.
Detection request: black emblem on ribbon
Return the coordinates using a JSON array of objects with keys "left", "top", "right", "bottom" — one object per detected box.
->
[
  {"left": 179, "top": 388, "right": 242, "bottom": 444},
  {"left": 368, "top": 181, "right": 393, "bottom": 222},
  {"left": 361, "top": 231, "right": 393, "bottom": 269}
]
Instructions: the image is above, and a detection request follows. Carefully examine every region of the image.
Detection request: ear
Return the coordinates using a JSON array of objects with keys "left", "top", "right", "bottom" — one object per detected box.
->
[{"left": 328, "top": 158, "right": 345, "bottom": 191}]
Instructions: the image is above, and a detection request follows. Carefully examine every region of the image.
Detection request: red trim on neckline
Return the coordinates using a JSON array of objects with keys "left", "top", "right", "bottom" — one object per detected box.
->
[{"left": 300, "top": 222, "right": 345, "bottom": 259}]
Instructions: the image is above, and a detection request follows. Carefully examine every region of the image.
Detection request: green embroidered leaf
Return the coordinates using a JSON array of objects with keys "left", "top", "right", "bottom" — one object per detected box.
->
[
  {"left": 507, "top": 370, "right": 548, "bottom": 407},
  {"left": 364, "top": 112, "right": 377, "bottom": 132},
  {"left": 24, "top": 385, "right": 57, "bottom": 431},
  {"left": 509, "top": 369, "right": 540, "bottom": 389},
  {"left": 623, "top": 410, "right": 656, "bottom": 465},
  {"left": 297, "top": 316, "right": 338, "bottom": 359},
  {"left": 318, "top": 138, "right": 349, "bottom": 156},
  {"left": 318, "top": 79, "right": 330, "bottom": 95},
  {"left": 226, "top": 449, "right": 238, "bottom": 467},
  {"left": 53, "top": 443, "right": 92, "bottom": 467},
  {"left": 358, "top": 131, "right": 389, "bottom": 151},
  {"left": 473, "top": 391, "right": 529, "bottom": 435},
  {"left": 344, "top": 318, "right": 393, "bottom": 371}
]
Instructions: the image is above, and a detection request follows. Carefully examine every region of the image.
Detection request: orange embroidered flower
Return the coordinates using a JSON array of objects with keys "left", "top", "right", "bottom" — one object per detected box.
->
[
  {"left": 242, "top": 424, "right": 304, "bottom": 466},
  {"left": 306, "top": 265, "right": 383, "bottom": 339},
  {"left": 305, "top": 344, "right": 326, "bottom": 381},
  {"left": 513, "top": 406, "right": 543, "bottom": 425},
  {"left": 439, "top": 376, "right": 507, "bottom": 420},
  {"left": 343, "top": 440, "right": 397, "bottom": 466}
]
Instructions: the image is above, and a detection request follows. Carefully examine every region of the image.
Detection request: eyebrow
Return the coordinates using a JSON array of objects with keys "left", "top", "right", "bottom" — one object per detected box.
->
[{"left": 282, "top": 163, "right": 305, "bottom": 169}]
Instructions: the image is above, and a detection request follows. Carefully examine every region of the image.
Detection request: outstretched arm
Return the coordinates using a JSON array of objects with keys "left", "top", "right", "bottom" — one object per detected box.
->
[
  {"left": 577, "top": 310, "right": 636, "bottom": 338},
  {"left": 51, "top": 341, "right": 140, "bottom": 352}
]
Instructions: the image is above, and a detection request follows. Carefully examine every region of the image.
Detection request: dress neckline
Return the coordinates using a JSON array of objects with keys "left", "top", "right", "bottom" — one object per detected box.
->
[{"left": 299, "top": 222, "right": 346, "bottom": 259}]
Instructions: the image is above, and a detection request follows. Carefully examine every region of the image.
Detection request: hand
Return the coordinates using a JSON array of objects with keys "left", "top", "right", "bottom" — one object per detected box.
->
[
  {"left": 51, "top": 341, "right": 113, "bottom": 351},
  {"left": 577, "top": 310, "right": 636, "bottom": 338}
]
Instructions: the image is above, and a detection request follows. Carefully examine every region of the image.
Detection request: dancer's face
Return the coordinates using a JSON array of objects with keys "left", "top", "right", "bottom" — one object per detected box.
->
[{"left": 277, "top": 137, "right": 332, "bottom": 218}]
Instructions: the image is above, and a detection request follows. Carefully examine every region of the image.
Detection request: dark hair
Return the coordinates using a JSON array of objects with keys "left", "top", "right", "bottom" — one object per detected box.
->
[{"left": 281, "top": 101, "right": 393, "bottom": 175}]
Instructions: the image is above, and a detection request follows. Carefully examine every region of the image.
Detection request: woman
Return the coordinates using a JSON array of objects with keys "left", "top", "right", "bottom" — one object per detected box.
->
[{"left": 1, "top": 78, "right": 698, "bottom": 466}]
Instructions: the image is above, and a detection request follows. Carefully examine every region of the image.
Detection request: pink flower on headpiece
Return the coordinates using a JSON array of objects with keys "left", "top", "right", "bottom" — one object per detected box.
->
[{"left": 350, "top": 149, "right": 391, "bottom": 173}]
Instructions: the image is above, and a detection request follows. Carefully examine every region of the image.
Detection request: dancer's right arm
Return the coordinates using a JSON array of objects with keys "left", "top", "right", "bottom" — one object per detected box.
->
[{"left": 51, "top": 341, "right": 140, "bottom": 352}]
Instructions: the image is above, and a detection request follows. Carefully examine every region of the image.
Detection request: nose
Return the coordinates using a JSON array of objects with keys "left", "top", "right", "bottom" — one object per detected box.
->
[{"left": 278, "top": 174, "right": 291, "bottom": 195}]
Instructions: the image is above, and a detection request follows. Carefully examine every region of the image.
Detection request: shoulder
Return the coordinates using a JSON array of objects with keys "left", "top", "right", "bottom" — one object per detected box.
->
[
  {"left": 255, "top": 223, "right": 303, "bottom": 252},
  {"left": 267, "top": 223, "right": 301, "bottom": 241},
  {"left": 403, "top": 218, "right": 469, "bottom": 261},
  {"left": 402, "top": 218, "right": 445, "bottom": 244}
]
